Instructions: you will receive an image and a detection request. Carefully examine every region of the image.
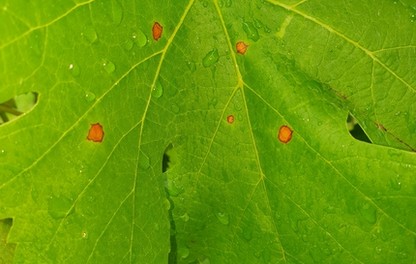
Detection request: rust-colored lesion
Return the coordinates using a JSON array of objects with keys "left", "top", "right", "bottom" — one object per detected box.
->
[
  {"left": 87, "top": 123, "right": 104, "bottom": 143},
  {"left": 152, "top": 22, "right": 163, "bottom": 41},
  {"left": 236, "top": 41, "right": 249, "bottom": 55},
  {"left": 278, "top": 125, "right": 293, "bottom": 144}
]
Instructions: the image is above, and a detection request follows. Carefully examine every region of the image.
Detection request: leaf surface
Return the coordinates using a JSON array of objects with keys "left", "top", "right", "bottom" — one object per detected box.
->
[{"left": 0, "top": 0, "right": 415, "bottom": 263}]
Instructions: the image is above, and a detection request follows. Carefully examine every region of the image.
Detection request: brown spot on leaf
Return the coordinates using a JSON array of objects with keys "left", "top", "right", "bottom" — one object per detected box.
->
[{"left": 87, "top": 123, "right": 104, "bottom": 142}]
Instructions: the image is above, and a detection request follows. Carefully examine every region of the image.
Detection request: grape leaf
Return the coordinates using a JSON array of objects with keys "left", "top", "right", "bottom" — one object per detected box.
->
[{"left": 0, "top": 0, "right": 415, "bottom": 263}]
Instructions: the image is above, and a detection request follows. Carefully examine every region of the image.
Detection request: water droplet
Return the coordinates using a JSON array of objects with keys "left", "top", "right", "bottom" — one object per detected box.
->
[
  {"left": 359, "top": 201, "right": 377, "bottom": 224},
  {"left": 152, "top": 81, "right": 164, "bottom": 98},
  {"left": 82, "top": 27, "right": 98, "bottom": 43},
  {"left": 81, "top": 230, "right": 88, "bottom": 239},
  {"left": 202, "top": 48, "right": 219, "bottom": 67},
  {"left": 132, "top": 30, "right": 147, "bottom": 47},
  {"left": 166, "top": 179, "right": 183, "bottom": 197},
  {"left": 178, "top": 246, "right": 190, "bottom": 259},
  {"left": 85, "top": 91, "right": 96, "bottom": 102},
  {"left": 138, "top": 152, "right": 150, "bottom": 169},
  {"left": 209, "top": 98, "right": 218, "bottom": 107},
  {"left": 68, "top": 63, "right": 80, "bottom": 76},
  {"left": 242, "top": 228, "right": 253, "bottom": 241},
  {"left": 225, "top": 0, "right": 232, "bottom": 7},
  {"left": 180, "top": 213, "right": 189, "bottom": 222},
  {"left": 102, "top": 60, "right": 115, "bottom": 74},
  {"left": 397, "top": 251, "right": 408, "bottom": 259},
  {"left": 122, "top": 39, "right": 134, "bottom": 50},
  {"left": 395, "top": 111, "right": 401, "bottom": 116},
  {"left": 0, "top": 149, "right": 6, "bottom": 156},
  {"left": 375, "top": 246, "right": 382, "bottom": 254},
  {"left": 216, "top": 212, "right": 229, "bottom": 225},
  {"left": 48, "top": 195, "right": 73, "bottom": 219},
  {"left": 171, "top": 104, "right": 180, "bottom": 113},
  {"left": 111, "top": 0, "right": 123, "bottom": 25},
  {"left": 202, "top": 0, "right": 208, "bottom": 7},
  {"left": 186, "top": 61, "right": 196, "bottom": 72},
  {"left": 243, "top": 22, "right": 260, "bottom": 41},
  {"left": 390, "top": 175, "right": 402, "bottom": 190},
  {"left": 200, "top": 257, "right": 210, "bottom": 264}
]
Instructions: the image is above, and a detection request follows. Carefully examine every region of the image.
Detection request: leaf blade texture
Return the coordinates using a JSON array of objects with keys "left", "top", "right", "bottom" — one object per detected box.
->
[{"left": 0, "top": 0, "right": 415, "bottom": 263}]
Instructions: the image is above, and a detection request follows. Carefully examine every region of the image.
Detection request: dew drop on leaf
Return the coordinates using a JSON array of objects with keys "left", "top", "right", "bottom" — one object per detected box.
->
[
  {"left": 152, "top": 81, "right": 163, "bottom": 98},
  {"left": 180, "top": 213, "right": 189, "bottom": 222},
  {"left": 81, "top": 230, "right": 88, "bottom": 239},
  {"left": 111, "top": 0, "right": 123, "bottom": 25},
  {"left": 236, "top": 41, "right": 248, "bottom": 55},
  {"left": 278, "top": 125, "right": 293, "bottom": 143},
  {"left": 166, "top": 179, "right": 183, "bottom": 197},
  {"left": 216, "top": 212, "right": 229, "bottom": 225},
  {"left": 359, "top": 201, "right": 377, "bottom": 225},
  {"left": 133, "top": 30, "right": 147, "bottom": 47},
  {"left": 186, "top": 61, "right": 197, "bottom": 72},
  {"left": 171, "top": 103, "right": 180, "bottom": 113},
  {"left": 122, "top": 39, "right": 134, "bottom": 50},
  {"left": 178, "top": 246, "right": 190, "bottom": 259},
  {"left": 102, "top": 60, "right": 115, "bottom": 74},
  {"left": 84, "top": 91, "right": 96, "bottom": 102},
  {"left": 47, "top": 195, "right": 73, "bottom": 219},
  {"left": 68, "top": 63, "right": 80, "bottom": 76},
  {"left": 242, "top": 228, "right": 253, "bottom": 241},
  {"left": 390, "top": 175, "right": 402, "bottom": 190},
  {"left": 0, "top": 149, "right": 6, "bottom": 156},
  {"left": 202, "top": 48, "right": 219, "bottom": 67},
  {"left": 242, "top": 21, "right": 259, "bottom": 41},
  {"left": 152, "top": 22, "right": 163, "bottom": 41},
  {"left": 200, "top": 257, "right": 210, "bottom": 264},
  {"left": 82, "top": 27, "right": 98, "bottom": 44},
  {"left": 87, "top": 123, "right": 104, "bottom": 143}
]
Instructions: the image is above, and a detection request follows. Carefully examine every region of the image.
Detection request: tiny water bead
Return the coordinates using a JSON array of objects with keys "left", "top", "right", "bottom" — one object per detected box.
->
[
  {"left": 278, "top": 125, "right": 293, "bottom": 143},
  {"left": 242, "top": 21, "right": 259, "bottom": 41},
  {"left": 152, "top": 81, "right": 164, "bottom": 98},
  {"left": 102, "top": 60, "right": 115, "bottom": 74},
  {"left": 68, "top": 63, "right": 80, "bottom": 76},
  {"left": 87, "top": 123, "right": 104, "bottom": 142},
  {"left": 202, "top": 48, "right": 219, "bottom": 67},
  {"left": 122, "top": 39, "right": 134, "bottom": 50},
  {"left": 84, "top": 91, "right": 96, "bottom": 102},
  {"left": 111, "top": 0, "right": 123, "bottom": 25},
  {"left": 132, "top": 30, "right": 148, "bottom": 47},
  {"left": 178, "top": 246, "right": 190, "bottom": 259},
  {"left": 180, "top": 213, "right": 189, "bottom": 222},
  {"left": 47, "top": 195, "right": 73, "bottom": 219},
  {"left": 216, "top": 212, "right": 229, "bottom": 225},
  {"left": 236, "top": 41, "right": 248, "bottom": 55},
  {"left": 81, "top": 230, "right": 88, "bottom": 239},
  {"left": 82, "top": 27, "right": 98, "bottom": 43},
  {"left": 152, "top": 22, "right": 163, "bottom": 41},
  {"left": 170, "top": 103, "right": 180, "bottom": 113}
]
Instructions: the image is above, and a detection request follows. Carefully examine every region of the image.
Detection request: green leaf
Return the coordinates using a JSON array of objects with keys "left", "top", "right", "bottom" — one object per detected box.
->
[{"left": 1, "top": 0, "right": 415, "bottom": 263}]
